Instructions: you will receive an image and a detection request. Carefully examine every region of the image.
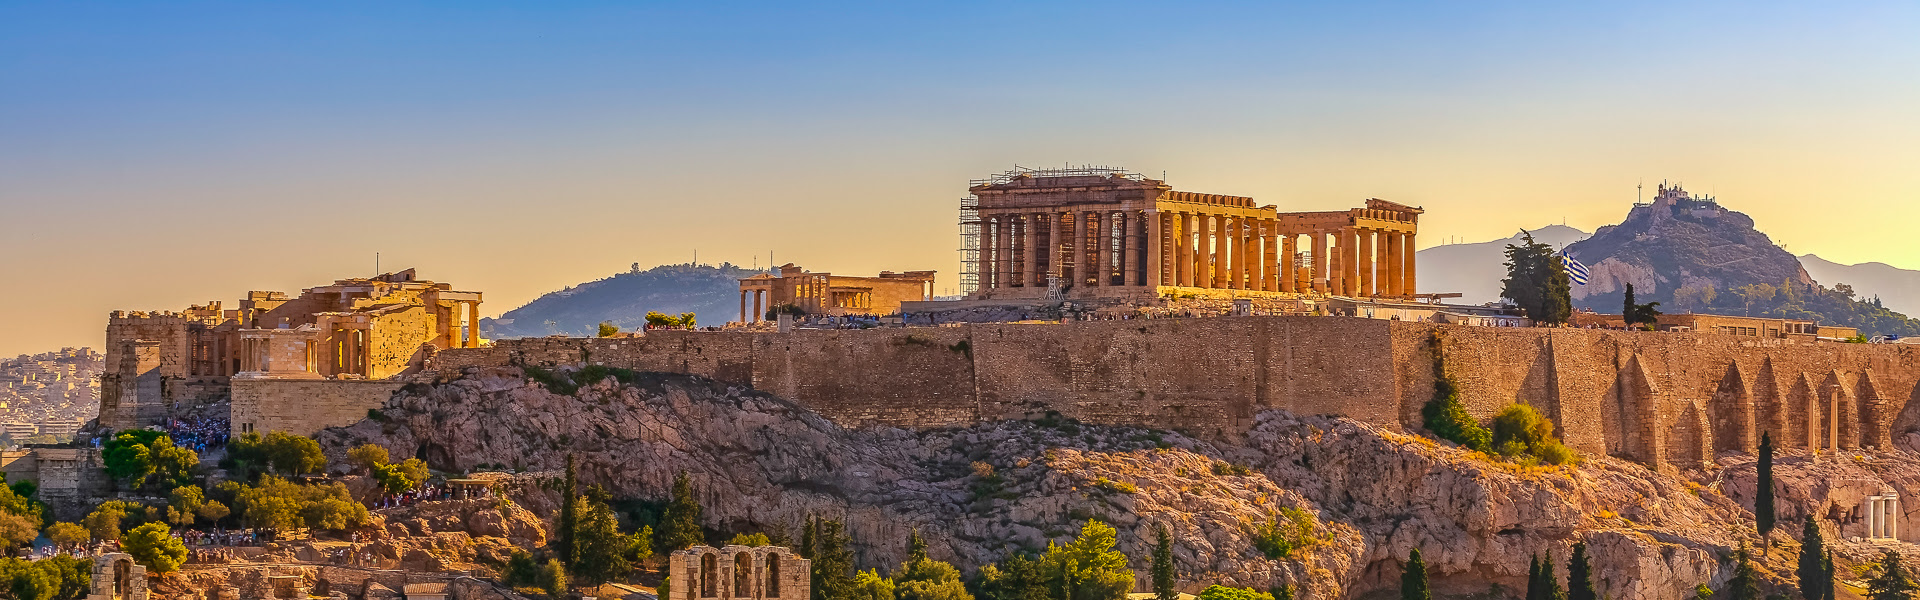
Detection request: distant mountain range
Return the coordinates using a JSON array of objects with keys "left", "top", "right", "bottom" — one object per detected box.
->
[
  {"left": 1796, "top": 255, "right": 1920, "bottom": 318},
  {"left": 1412, "top": 191, "right": 1919, "bottom": 336},
  {"left": 480, "top": 263, "right": 761, "bottom": 338},
  {"left": 484, "top": 223, "right": 1920, "bottom": 339},
  {"left": 1414, "top": 225, "right": 1591, "bottom": 305}
]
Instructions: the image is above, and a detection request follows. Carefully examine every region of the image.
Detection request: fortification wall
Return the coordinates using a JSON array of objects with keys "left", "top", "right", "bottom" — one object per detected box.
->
[
  {"left": 425, "top": 318, "right": 1920, "bottom": 470},
  {"left": 231, "top": 379, "right": 408, "bottom": 437}
]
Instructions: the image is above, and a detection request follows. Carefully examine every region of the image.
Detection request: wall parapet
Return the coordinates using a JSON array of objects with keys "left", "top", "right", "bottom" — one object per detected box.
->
[{"left": 424, "top": 319, "right": 1920, "bottom": 470}]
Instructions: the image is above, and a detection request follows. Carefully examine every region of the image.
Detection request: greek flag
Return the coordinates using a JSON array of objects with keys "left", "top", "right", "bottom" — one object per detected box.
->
[{"left": 1560, "top": 251, "right": 1590, "bottom": 285}]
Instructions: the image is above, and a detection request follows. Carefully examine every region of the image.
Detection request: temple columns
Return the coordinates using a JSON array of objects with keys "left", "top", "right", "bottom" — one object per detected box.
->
[
  {"left": 1048, "top": 212, "right": 1064, "bottom": 282},
  {"left": 1280, "top": 235, "right": 1296, "bottom": 293},
  {"left": 1263, "top": 224, "right": 1279, "bottom": 292},
  {"left": 1404, "top": 232, "right": 1418, "bottom": 296},
  {"left": 1358, "top": 229, "right": 1375, "bottom": 297},
  {"left": 1385, "top": 232, "right": 1403, "bottom": 297},
  {"left": 1146, "top": 211, "right": 1163, "bottom": 288},
  {"left": 980, "top": 216, "right": 998, "bottom": 291},
  {"left": 999, "top": 215, "right": 1015, "bottom": 290},
  {"left": 1023, "top": 214, "right": 1041, "bottom": 287},
  {"left": 1311, "top": 233, "right": 1328, "bottom": 293},
  {"left": 1123, "top": 211, "right": 1141, "bottom": 286},
  {"left": 466, "top": 302, "right": 481, "bottom": 347},
  {"left": 1227, "top": 216, "right": 1244, "bottom": 289},
  {"left": 1211, "top": 215, "right": 1228, "bottom": 288}
]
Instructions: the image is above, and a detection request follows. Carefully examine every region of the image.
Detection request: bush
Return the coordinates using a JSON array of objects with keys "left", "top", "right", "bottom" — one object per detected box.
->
[
  {"left": 1490, "top": 403, "right": 1577, "bottom": 465},
  {"left": 1249, "top": 507, "right": 1319, "bottom": 560},
  {"left": 123, "top": 522, "right": 188, "bottom": 573},
  {"left": 1198, "top": 585, "right": 1274, "bottom": 600}
]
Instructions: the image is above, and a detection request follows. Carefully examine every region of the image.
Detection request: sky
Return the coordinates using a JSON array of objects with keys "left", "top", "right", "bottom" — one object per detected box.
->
[{"left": 2, "top": 1, "right": 1917, "bottom": 356}]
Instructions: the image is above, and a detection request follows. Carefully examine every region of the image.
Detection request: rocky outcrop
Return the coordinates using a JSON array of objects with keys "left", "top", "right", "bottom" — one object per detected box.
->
[
  {"left": 1565, "top": 185, "right": 1811, "bottom": 308},
  {"left": 315, "top": 367, "right": 1918, "bottom": 600}
]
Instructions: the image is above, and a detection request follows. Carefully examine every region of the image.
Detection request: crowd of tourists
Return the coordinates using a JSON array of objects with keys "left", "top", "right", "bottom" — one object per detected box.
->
[
  {"left": 373, "top": 483, "right": 478, "bottom": 508},
  {"left": 165, "top": 416, "right": 231, "bottom": 453}
]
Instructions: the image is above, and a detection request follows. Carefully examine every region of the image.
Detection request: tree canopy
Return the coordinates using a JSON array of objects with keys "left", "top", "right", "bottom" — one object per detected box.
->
[{"left": 1501, "top": 230, "right": 1572, "bottom": 325}]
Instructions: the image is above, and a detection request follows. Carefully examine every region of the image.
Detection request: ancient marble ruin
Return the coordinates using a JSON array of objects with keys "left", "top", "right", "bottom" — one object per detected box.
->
[
  {"left": 962, "top": 167, "right": 1422, "bottom": 300},
  {"left": 737, "top": 264, "right": 935, "bottom": 323},
  {"left": 669, "top": 545, "right": 810, "bottom": 600}
]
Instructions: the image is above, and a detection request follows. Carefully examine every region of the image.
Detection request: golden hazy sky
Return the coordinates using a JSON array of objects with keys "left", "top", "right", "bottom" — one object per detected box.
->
[{"left": 2, "top": 2, "right": 1916, "bottom": 355}]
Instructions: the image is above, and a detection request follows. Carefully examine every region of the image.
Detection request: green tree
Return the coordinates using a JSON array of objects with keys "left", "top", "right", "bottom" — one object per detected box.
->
[
  {"left": 1867, "top": 550, "right": 1917, "bottom": 600},
  {"left": 1032, "top": 520, "right": 1134, "bottom": 600},
  {"left": 229, "top": 431, "right": 327, "bottom": 477},
  {"left": 167, "top": 485, "right": 205, "bottom": 526},
  {"left": 0, "top": 513, "right": 35, "bottom": 552},
  {"left": 1272, "top": 585, "right": 1294, "bottom": 600},
  {"left": 1799, "top": 517, "right": 1828, "bottom": 600},
  {"left": 1152, "top": 523, "right": 1176, "bottom": 600},
  {"left": 197, "top": 500, "right": 231, "bottom": 527},
  {"left": 661, "top": 470, "right": 704, "bottom": 552},
  {"left": 572, "top": 497, "right": 637, "bottom": 585},
  {"left": 1197, "top": 587, "right": 1273, "bottom": 600},
  {"left": 102, "top": 432, "right": 197, "bottom": 490},
  {"left": 598, "top": 322, "right": 620, "bottom": 337},
  {"left": 975, "top": 554, "right": 1047, "bottom": 600},
  {"left": 1696, "top": 584, "right": 1714, "bottom": 600},
  {"left": 1623, "top": 284, "right": 1663, "bottom": 328},
  {"left": 1566, "top": 542, "right": 1595, "bottom": 600},
  {"left": 853, "top": 569, "right": 897, "bottom": 600},
  {"left": 0, "top": 554, "right": 91, "bottom": 600},
  {"left": 345, "top": 444, "right": 390, "bottom": 473},
  {"left": 538, "top": 558, "right": 570, "bottom": 600},
  {"left": 809, "top": 517, "right": 858, "bottom": 600},
  {"left": 1401, "top": 548, "right": 1430, "bottom": 600},
  {"left": 1757, "top": 433, "right": 1776, "bottom": 538},
  {"left": 1823, "top": 551, "right": 1836, "bottom": 600},
  {"left": 1538, "top": 552, "right": 1565, "bottom": 600},
  {"left": 895, "top": 557, "right": 972, "bottom": 600},
  {"left": 44, "top": 522, "right": 87, "bottom": 551},
  {"left": 557, "top": 454, "right": 580, "bottom": 566},
  {"left": 83, "top": 501, "right": 131, "bottom": 541},
  {"left": 123, "top": 522, "right": 188, "bottom": 573},
  {"left": 1729, "top": 546, "right": 1761, "bottom": 600},
  {"left": 907, "top": 529, "right": 928, "bottom": 564},
  {"left": 731, "top": 532, "right": 773, "bottom": 547},
  {"left": 1526, "top": 554, "right": 1542, "bottom": 600},
  {"left": 235, "top": 475, "right": 369, "bottom": 532},
  {"left": 1500, "top": 231, "right": 1572, "bottom": 325}
]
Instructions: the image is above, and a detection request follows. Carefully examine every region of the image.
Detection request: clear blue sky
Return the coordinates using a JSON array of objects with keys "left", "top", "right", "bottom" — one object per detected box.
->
[{"left": 3, "top": 1, "right": 1917, "bottom": 354}]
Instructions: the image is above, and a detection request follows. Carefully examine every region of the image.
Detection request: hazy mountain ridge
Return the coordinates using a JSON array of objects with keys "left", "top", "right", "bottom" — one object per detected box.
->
[
  {"left": 1414, "top": 224, "right": 1591, "bottom": 305},
  {"left": 480, "top": 263, "right": 761, "bottom": 338},
  {"left": 1799, "top": 254, "right": 1920, "bottom": 317}
]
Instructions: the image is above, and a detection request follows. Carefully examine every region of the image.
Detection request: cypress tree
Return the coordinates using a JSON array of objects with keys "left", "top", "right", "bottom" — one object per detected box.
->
[
  {"left": 1526, "top": 554, "right": 1542, "bottom": 600},
  {"left": 908, "top": 528, "right": 929, "bottom": 564},
  {"left": 1822, "top": 550, "right": 1836, "bottom": 600},
  {"left": 556, "top": 454, "right": 580, "bottom": 566},
  {"left": 1623, "top": 284, "right": 1637, "bottom": 324},
  {"left": 810, "top": 518, "right": 857, "bottom": 600},
  {"left": 1401, "top": 548, "right": 1430, "bottom": 600},
  {"left": 1567, "top": 542, "right": 1595, "bottom": 600},
  {"left": 1758, "top": 433, "right": 1777, "bottom": 539},
  {"left": 661, "top": 470, "right": 704, "bottom": 552},
  {"left": 1541, "top": 551, "right": 1566, "bottom": 600},
  {"left": 1273, "top": 585, "right": 1294, "bottom": 600},
  {"left": 1151, "top": 523, "right": 1176, "bottom": 600},
  {"left": 1799, "top": 516, "right": 1828, "bottom": 600},
  {"left": 800, "top": 515, "right": 818, "bottom": 559},
  {"left": 1729, "top": 546, "right": 1761, "bottom": 600}
]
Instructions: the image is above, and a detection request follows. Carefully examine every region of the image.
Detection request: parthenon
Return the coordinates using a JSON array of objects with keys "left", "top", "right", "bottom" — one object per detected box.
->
[{"left": 962, "top": 167, "right": 1422, "bottom": 300}]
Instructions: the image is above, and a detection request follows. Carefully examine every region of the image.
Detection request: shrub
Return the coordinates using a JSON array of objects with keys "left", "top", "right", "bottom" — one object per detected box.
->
[
  {"left": 1490, "top": 403, "right": 1577, "bottom": 465},
  {"left": 1198, "top": 585, "right": 1274, "bottom": 600},
  {"left": 1091, "top": 477, "right": 1137, "bottom": 495},
  {"left": 1249, "top": 507, "right": 1319, "bottom": 560}
]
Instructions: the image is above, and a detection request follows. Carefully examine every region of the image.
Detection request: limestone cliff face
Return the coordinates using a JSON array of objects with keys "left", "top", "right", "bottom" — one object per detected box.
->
[{"left": 315, "top": 368, "right": 1898, "bottom": 600}]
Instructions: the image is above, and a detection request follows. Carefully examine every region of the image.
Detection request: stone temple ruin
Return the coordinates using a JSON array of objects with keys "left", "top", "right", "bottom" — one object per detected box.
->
[
  {"left": 959, "top": 166, "right": 1423, "bottom": 301},
  {"left": 98, "top": 268, "right": 482, "bottom": 436},
  {"left": 85, "top": 553, "right": 148, "bottom": 600},
  {"left": 669, "top": 545, "right": 810, "bottom": 600}
]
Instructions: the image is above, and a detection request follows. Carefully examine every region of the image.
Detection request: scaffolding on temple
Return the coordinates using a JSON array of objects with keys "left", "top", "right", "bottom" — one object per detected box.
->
[
  {"left": 978, "top": 164, "right": 1149, "bottom": 186},
  {"left": 958, "top": 194, "right": 981, "bottom": 295}
]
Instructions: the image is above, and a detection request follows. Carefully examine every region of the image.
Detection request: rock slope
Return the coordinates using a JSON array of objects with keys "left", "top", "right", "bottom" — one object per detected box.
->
[{"left": 316, "top": 367, "right": 1913, "bottom": 599}]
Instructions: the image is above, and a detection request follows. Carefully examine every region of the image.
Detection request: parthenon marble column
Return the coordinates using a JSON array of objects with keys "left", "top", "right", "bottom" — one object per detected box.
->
[
  {"left": 1211, "top": 215, "right": 1227, "bottom": 288},
  {"left": 1311, "top": 233, "right": 1328, "bottom": 293},
  {"left": 980, "top": 216, "right": 998, "bottom": 291},
  {"left": 1227, "top": 216, "right": 1244, "bottom": 290},
  {"left": 1404, "top": 232, "right": 1418, "bottom": 296},
  {"left": 1022, "top": 214, "right": 1039, "bottom": 287},
  {"left": 1048, "top": 213, "right": 1064, "bottom": 282},
  {"left": 1263, "top": 224, "right": 1279, "bottom": 292},
  {"left": 1123, "top": 211, "right": 1141, "bottom": 286},
  {"left": 1358, "top": 229, "right": 1375, "bottom": 297},
  {"left": 1280, "top": 235, "right": 1296, "bottom": 292},
  {"left": 1146, "top": 211, "right": 1163, "bottom": 288}
]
